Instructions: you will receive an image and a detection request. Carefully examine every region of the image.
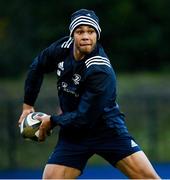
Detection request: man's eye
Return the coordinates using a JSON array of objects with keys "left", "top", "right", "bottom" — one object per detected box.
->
[
  {"left": 88, "top": 30, "right": 95, "bottom": 34},
  {"left": 76, "top": 30, "right": 82, "bottom": 34}
]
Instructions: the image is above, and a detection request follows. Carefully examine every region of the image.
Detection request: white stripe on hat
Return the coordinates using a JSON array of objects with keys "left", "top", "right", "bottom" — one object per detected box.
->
[
  {"left": 69, "top": 16, "right": 101, "bottom": 31},
  {"left": 69, "top": 15, "right": 101, "bottom": 39},
  {"left": 70, "top": 19, "right": 100, "bottom": 32},
  {"left": 70, "top": 22, "right": 100, "bottom": 39}
]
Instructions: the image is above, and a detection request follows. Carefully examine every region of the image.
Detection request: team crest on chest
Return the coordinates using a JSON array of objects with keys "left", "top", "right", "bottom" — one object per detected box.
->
[{"left": 72, "top": 74, "right": 81, "bottom": 85}]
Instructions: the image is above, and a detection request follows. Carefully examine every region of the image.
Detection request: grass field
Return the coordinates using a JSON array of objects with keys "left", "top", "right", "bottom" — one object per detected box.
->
[
  {"left": 1, "top": 71, "right": 170, "bottom": 93},
  {"left": 1, "top": 72, "right": 170, "bottom": 98},
  {"left": 0, "top": 72, "right": 170, "bottom": 169}
]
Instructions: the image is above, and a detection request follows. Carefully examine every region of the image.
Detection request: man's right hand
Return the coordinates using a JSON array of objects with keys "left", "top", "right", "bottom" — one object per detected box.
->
[{"left": 18, "top": 103, "right": 35, "bottom": 126}]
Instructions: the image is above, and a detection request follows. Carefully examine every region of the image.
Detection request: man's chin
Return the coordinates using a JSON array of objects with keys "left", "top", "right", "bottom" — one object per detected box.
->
[{"left": 80, "top": 46, "right": 93, "bottom": 54}]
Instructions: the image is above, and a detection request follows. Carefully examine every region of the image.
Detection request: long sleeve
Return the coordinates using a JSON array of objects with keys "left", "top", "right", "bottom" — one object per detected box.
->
[{"left": 24, "top": 37, "right": 68, "bottom": 106}]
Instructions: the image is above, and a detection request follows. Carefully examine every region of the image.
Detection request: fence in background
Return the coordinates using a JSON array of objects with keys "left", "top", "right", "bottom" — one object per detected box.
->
[{"left": 0, "top": 94, "right": 170, "bottom": 169}]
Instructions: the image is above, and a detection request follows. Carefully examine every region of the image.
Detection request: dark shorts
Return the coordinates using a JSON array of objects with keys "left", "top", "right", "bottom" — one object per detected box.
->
[{"left": 47, "top": 128, "right": 141, "bottom": 173}]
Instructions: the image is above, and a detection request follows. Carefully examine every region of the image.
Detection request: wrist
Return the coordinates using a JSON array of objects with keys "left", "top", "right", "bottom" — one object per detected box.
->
[
  {"left": 23, "top": 103, "right": 33, "bottom": 109},
  {"left": 50, "top": 115, "right": 56, "bottom": 128},
  {"left": 50, "top": 115, "right": 59, "bottom": 128},
  {"left": 22, "top": 103, "right": 34, "bottom": 113}
]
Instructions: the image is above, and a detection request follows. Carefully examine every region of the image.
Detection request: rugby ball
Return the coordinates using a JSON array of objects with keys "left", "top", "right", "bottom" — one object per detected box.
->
[{"left": 20, "top": 112, "right": 47, "bottom": 141}]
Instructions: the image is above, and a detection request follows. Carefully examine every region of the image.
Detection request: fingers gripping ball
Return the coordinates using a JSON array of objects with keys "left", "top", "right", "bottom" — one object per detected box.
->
[{"left": 20, "top": 112, "right": 47, "bottom": 141}]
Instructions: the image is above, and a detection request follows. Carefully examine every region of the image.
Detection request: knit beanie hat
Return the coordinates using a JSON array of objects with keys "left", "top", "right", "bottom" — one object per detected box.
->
[{"left": 69, "top": 9, "right": 101, "bottom": 39}]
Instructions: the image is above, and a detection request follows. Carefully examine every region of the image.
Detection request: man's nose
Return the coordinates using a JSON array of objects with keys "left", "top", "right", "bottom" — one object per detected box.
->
[{"left": 82, "top": 32, "right": 89, "bottom": 39}]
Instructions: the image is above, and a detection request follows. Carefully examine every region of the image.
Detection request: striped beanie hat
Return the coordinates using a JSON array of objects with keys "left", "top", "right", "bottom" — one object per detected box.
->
[{"left": 69, "top": 9, "right": 101, "bottom": 39}]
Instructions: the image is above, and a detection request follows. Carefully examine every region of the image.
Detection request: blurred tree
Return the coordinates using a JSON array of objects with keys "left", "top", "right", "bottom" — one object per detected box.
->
[{"left": 0, "top": 0, "right": 170, "bottom": 77}]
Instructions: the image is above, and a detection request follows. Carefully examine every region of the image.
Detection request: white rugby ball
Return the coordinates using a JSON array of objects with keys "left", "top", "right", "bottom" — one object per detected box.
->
[{"left": 20, "top": 112, "right": 47, "bottom": 141}]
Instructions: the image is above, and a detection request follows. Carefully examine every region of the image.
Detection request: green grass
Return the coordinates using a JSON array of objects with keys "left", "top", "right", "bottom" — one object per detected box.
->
[
  {"left": 117, "top": 72, "right": 170, "bottom": 95},
  {"left": 1, "top": 72, "right": 170, "bottom": 169},
  {"left": 1, "top": 72, "right": 170, "bottom": 98}
]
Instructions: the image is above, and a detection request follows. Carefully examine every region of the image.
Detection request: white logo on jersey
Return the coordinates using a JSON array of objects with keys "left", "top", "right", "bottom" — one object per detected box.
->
[
  {"left": 58, "top": 61, "right": 64, "bottom": 70},
  {"left": 61, "top": 81, "right": 79, "bottom": 97},
  {"left": 62, "top": 82, "right": 68, "bottom": 88},
  {"left": 57, "top": 61, "right": 64, "bottom": 76},
  {"left": 131, "top": 140, "right": 138, "bottom": 147},
  {"left": 72, "top": 74, "right": 81, "bottom": 85}
]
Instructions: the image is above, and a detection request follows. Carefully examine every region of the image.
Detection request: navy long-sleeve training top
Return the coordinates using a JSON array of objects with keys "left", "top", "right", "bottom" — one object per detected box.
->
[{"left": 24, "top": 36, "right": 128, "bottom": 136}]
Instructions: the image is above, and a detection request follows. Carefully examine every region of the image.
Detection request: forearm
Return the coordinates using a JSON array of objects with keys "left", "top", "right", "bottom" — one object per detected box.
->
[
  {"left": 50, "top": 111, "right": 81, "bottom": 128},
  {"left": 24, "top": 67, "right": 44, "bottom": 106},
  {"left": 49, "top": 94, "right": 104, "bottom": 129}
]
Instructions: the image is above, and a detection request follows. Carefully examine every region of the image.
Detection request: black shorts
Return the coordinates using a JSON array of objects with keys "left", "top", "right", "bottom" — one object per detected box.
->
[{"left": 47, "top": 128, "right": 141, "bottom": 173}]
